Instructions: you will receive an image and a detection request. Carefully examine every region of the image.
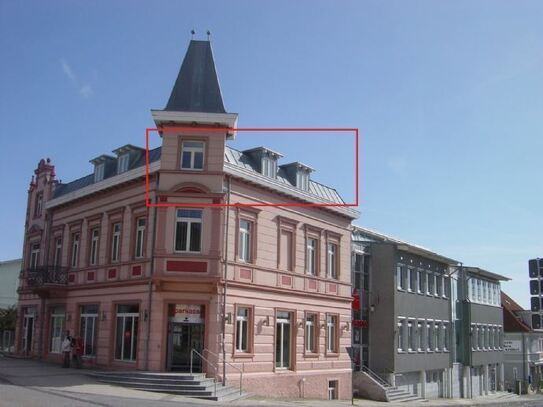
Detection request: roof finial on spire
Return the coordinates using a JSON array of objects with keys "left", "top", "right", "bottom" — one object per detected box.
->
[
  {"left": 191, "top": 29, "right": 195, "bottom": 39},
  {"left": 207, "top": 30, "right": 211, "bottom": 41}
]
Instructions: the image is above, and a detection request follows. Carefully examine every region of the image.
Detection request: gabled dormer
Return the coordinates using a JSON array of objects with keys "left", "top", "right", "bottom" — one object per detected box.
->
[
  {"left": 280, "top": 162, "right": 314, "bottom": 191},
  {"left": 242, "top": 147, "right": 283, "bottom": 179},
  {"left": 89, "top": 155, "right": 116, "bottom": 183},
  {"left": 112, "top": 144, "right": 145, "bottom": 174}
]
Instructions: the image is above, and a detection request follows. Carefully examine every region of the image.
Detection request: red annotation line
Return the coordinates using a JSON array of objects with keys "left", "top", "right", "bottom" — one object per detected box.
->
[{"left": 145, "top": 127, "right": 359, "bottom": 209}]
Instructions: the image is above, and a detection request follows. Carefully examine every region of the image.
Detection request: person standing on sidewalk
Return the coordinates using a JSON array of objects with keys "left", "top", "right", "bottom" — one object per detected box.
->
[{"left": 61, "top": 331, "right": 72, "bottom": 368}]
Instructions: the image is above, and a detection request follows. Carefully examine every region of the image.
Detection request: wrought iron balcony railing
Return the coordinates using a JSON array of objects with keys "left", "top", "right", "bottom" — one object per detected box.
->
[{"left": 24, "top": 266, "right": 69, "bottom": 288}]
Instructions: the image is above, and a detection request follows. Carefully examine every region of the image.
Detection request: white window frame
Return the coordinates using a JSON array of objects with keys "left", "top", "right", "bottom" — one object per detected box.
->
[
  {"left": 326, "top": 314, "right": 337, "bottom": 353},
  {"left": 307, "top": 238, "right": 317, "bottom": 276},
  {"left": 111, "top": 223, "right": 121, "bottom": 262},
  {"left": 115, "top": 306, "right": 139, "bottom": 362},
  {"left": 135, "top": 217, "right": 146, "bottom": 258},
  {"left": 53, "top": 237, "right": 62, "bottom": 268},
  {"left": 235, "top": 307, "right": 249, "bottom": 352},
  {"left": 443, "top": 322, "right": 449, "bottom": 351},
  {"left": 427, "top": 320, "right": 434, "bottom": 352},
  {"left": 49, "top": 308, "right": 65, "bottom": 353},
  {"left": 71, "top": 233, "right": 79, "bottom": 268},
  {"left": 261, "top": 156, "right": 277, "bottom": 178},
  {"left": 408, "top": 268, "right": 415, "bottom": 292},
  {"left": 94, "top": 163, "right": 105, "bottom": 182},
  {"left": 180, "top": 141, "right": 205, "bottom": 170},
  {"left": 296, "top": 171, "right": 309, "bottom": 190},
  {"left": 397, "top": 318, "right": 405, "bottom": 352},
  {"left": 29, "top": 244, "right": 40, "bottom": 269},
  {"left": 276, "top": 311, "right": 291, "bottom": 369},
  {"left": 117, "top": 153, "right": 129, "bottom": 174},
  {"left": 89, "top": 228, "right": 99, "bottom": 266},
  {"left": 434, "top": 321, "right": 441, "bottom": 351},
  {"left": 238, "top": 219, "right": 252, "bottom": 262},
  {"left": 417, "top": 269, "right": 424, "bottom": 294},
  {"left": 407, "top": 319, "right": 415, "bottom": 351},
  {"left": 305, "top": 314, "right": 316, "bottom": 353},
  {"left": 80, "top": 306, "right": 98, "bottom": 357},
  {"left": 327, "top": 243, "right": 337, "bottom": 279},
  {"left": 174, "top": 210, "right": 202, "bottom": 254}
]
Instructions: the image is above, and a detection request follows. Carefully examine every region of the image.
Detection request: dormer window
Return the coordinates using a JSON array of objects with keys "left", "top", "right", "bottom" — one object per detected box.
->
[
  {"left": 94, "top": 163, "right": 105, "bottom": 182},
  {"left": 279, "top": 162, "right": 314, "bottom": 191},
  {"left": 296, "top": 171, "right": 309, "bottom": 191},
  {"left": 262, "top": 156, "right": 277, "bottom": 178},
  {"left": 181, "top": 141, "right": 204, "bottom": 170},
  {"left": 117, "top": 154, "right": 129, "bottom": 174}
]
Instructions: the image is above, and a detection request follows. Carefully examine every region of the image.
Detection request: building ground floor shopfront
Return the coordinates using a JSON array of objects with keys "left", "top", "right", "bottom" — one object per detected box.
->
[{"left": 15, "top": 279, "right": 353, "bottom": 399}]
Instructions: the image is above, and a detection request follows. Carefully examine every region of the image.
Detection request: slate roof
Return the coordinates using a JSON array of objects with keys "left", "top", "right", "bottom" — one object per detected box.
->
[
  {"left": 165, "top": 40, "right": 226, "bottom": 113},
  {"left": 53, "top": 145, "right": 344, "bottom": 204}
]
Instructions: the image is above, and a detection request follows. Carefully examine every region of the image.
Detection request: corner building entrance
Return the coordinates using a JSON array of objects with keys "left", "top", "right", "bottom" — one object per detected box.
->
[{"left": 166, "top": 304, "right": 204, "bottom": 372}]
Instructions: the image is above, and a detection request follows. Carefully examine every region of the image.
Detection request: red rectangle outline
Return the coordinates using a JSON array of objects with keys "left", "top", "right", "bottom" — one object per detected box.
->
[{"left": 145, "top": 127, "right": 359, "bottom": 208}]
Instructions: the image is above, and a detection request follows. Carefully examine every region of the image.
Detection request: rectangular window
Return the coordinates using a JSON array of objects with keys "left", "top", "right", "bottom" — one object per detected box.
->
[
  {"left": 328, "top": 380, "right": 338, "bottom": 401},
  {"left": 417, "top": 321, "right": 424, "bottom": 351},
  {"left": 408, "top": 268, "right": 416, "bottom": 292},
  {"left": 49, "top": 306, "right": 65, "bottom": 353},
  {"left": 427, "top": 321, "right": 433, "bottom": 351},
  {"left": 327, "top": 243, "right": 337, "bottom": 279},
  {"left": 80, "top": 304, "right": 98, "bottom": 356},
  {"left": 397, "top": 318, "right": 405, "bottom": 352},
  {"left": 326, "top": 314, "right": 338, "bottom": 353},
  {"left": 238, "top": 219, "right": 252, "bottom": 262},
  {"left": 305, "top": 314, "right": 317, "bottom": 353},
  {"left": 489, "top": 326, "right": 495, "bottom": 349},
  {"left": 444, "top": 276, "right": 450, "bottom": 298},
  {"left": 29, "top": 244, "right": 40, "bottom": 269},
  {"left": 296, "top": 171, "right": 309, "bottom": 190},
  {"left": 477, "top": 279, "right": 482, "bottom": 302},
  {"left": 94, "top": 163, "right": 105, "bottom": 182},
  {"left": 261, "top": 157, "right": 277, "bottom": 178},
  {"left": 135, "top": 217, "right": 146, "bottom": 258},
  {"left": 434, "top": 322, "right": 440, "bottom": 351},
  {"left": 174, "top": 210, "right": 202, "bottom": 253},
  {"left": 53, "top": 237, "right": 62, "bottom": 268},
  {"left": 436, "top": 275, "right": 443, "bottom": 296},
  {"left": 89, "top": 228, "right": 99, "bottom": 266},
  {"left": 117, "top": 154, "right": 129, "bottom": 173},
  {"left": 470, "top": 279, "right": 476, "bottom": 301},
  {"left": 428, "top": 272, "right": 435, "bottom": 295},
  {"left": 181, "top": 141, "right": 204, "bottom": 170},
  {"left": 407, "top": 320, "right": 415, "bottom": 351},
  {"left": 279, "top": 230, "right": 293, "bottom": 271},
  {"left": 417, "top": 270, "right": 425, "bottom": 293},
  {"left": 111, "top": 223, "right": 121, "bottom": 262},
  {"left": 443, "top": 322, "right": 449, "bottom": 351},
  {"left": 35, "top": 193, "right": 43, "bottom": 217},
  {"left": 478, "top": 325, "right": 483, "bottom": 349},
  {"left": 235, "top": 307, "right": 250, "bottom": 352},
  {"left": 307, "top": 238, "right": 317, "bottom": 275},
  {"left": 471, "top": 324, "right": 477, "bottom": 350},
  {"left": 115, "top": 304, "right": 139, "bottom": 361},
  {"left": 397, "top": 265, "right": 407, "bottom": 290},
  {"left": 275, "top": 311, "right": 291, "bottom": 369},
  {"left": 71, "top": 233, "right": 80, "bottom": 268}
]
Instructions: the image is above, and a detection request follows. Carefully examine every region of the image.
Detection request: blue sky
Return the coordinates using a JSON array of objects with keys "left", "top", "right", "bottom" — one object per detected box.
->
[{"left": 1, "top": 1, "right": 541, "bottom": 308}]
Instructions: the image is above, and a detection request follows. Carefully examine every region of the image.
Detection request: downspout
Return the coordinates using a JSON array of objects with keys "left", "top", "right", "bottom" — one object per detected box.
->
[
  {"left": 144, "top": 172, "right": 160, "bottom": 371},
  {"left": 222, "top": 175, "right": 231, "bottom": 386}
]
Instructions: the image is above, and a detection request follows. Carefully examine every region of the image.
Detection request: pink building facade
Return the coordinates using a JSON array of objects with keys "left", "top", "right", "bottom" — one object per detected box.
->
[{"left": 16, "top": 40, "right": 359, "bottom": 400}]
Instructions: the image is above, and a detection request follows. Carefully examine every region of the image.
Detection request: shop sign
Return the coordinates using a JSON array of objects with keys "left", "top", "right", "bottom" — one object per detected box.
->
[
  {"left": 504, "top": 339, "right": 521, "bottom": 352},
  {"left": 173, "top": 304, "right": 203, "bottom": 324},
  {"left": 352, "top": 319, "right": 368, "bottom": 328}
]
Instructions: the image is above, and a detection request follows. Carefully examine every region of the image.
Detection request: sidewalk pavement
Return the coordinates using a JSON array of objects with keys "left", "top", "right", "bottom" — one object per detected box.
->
[{"left": 1, "top": 354, "right": 542, "bottom": 407}]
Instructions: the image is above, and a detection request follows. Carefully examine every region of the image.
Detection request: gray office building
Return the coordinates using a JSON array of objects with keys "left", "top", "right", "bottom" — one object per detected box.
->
[{"left": 351, "top": 226, "right": 458, "bottom": 401}]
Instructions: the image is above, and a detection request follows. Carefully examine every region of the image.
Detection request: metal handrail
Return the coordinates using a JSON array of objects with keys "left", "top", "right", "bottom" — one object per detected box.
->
[
  {"left": 203, "top": 348, "right": 243, "bottom": 395},
  {"left": 361, "top": 365, "right": 391, "bottom": 388},
  {"left": 190, "top": 349, "right": 217, "bottom": 398}
]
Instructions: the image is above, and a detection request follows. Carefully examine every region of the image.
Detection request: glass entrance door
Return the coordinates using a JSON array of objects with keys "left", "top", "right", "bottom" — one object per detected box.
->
[
  {"left": 22, "top": 315, "right": 34, "bottom": 354},
  {"left": 168, "top": 322, "right": 203, "bottom": 371}
]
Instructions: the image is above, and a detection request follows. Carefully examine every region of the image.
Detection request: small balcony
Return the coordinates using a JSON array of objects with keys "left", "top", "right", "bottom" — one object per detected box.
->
[{"left": 23, "top": 266, "right": 69, "bottom": 289}]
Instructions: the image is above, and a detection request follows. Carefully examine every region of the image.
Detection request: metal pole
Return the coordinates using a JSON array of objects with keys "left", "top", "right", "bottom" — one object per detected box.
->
[
  {"left": 222, "top": 176, "right": 231, "bottom": 386},
  {"left": 190, "top": 349, "right": 193, "bottom": 374}
]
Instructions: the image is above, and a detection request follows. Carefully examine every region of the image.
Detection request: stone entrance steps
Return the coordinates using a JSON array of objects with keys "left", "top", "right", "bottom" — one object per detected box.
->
[
  {"left": 87, "top": 371, "right": 248, "bottom": 402},
  {"left": 385, "top": 387, "right": 427, "bottom": 403}
]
